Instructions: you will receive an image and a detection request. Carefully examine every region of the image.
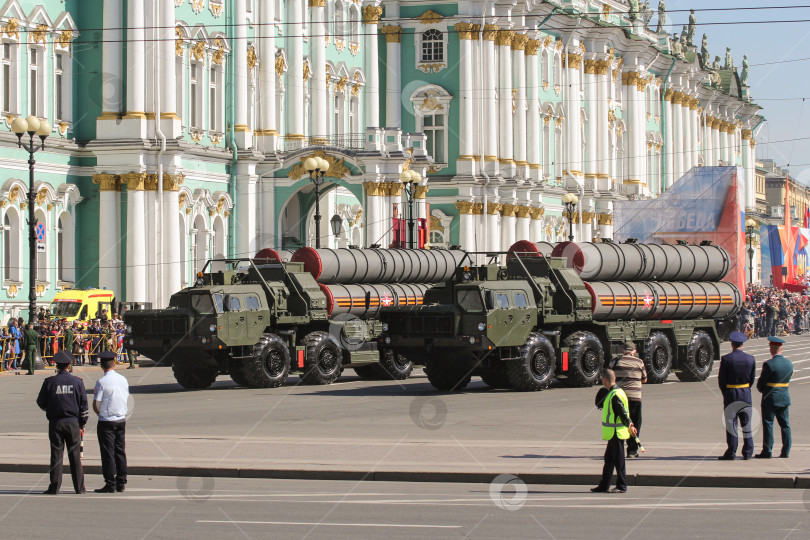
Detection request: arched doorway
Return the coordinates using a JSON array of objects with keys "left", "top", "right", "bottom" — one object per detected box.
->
[{"left": 279, "top": 183, "right": 363, "bottom": 249}]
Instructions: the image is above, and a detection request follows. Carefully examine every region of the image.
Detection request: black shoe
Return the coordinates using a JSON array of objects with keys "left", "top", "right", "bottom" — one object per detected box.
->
[
  {"left": 590, "top": 486, "right": 609, "bottom": 493},
  {"left": 717, "top": 454, "right": 735, "bottom": 460},
  {"left": 116, "top": 485, "right": 125, "bottom": 492},
  {"left": 627, "top": 452, "right": 639, "bottom": 458},
  {"left": 75, "top": 488, "right": 86, "bottom": 494},
  {"left": 94, "top": 485, "right": 116, "bottom": 493},
  {"left": 779, "top": 453, "right": 789, "bottom": 458},
  {"left": 610, "top": 487, "right": 627, "bottom": 493},
  {"left": 742, "top": 455, "right": 752, "bottom": 460},
  {"left": 754, "top": 452, "right": 772, "bottom": 459},
  {"left": 42, "top": 489, "right": 58, "bottom": 495}
]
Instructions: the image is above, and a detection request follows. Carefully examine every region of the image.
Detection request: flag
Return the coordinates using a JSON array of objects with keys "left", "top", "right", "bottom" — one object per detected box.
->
[
  {"left": 784, "top": 181, "right": 795, "bottom": 284},
  {"left": 804, "top": 206, "right": 810, "bottom": 229}
]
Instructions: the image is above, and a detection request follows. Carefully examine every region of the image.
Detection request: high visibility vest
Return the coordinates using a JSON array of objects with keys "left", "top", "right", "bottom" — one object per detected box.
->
[{"left": 602, "top": 387, "right": 631, "bottom": 440}]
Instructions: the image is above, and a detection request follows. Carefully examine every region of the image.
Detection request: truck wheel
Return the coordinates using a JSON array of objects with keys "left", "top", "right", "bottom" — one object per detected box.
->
[
  {"left": 562, "top": 331, "right": 604, "bottom": 387},
  {"left": 480, "top": 370, "right": 512, "bottom": 389},
  {"left": 172, "top": 359, "right": 218, "bottom": 389},
  {"left": 643, "top": 332, "right": 672, "bottom": 384},
  {"left": 425, "top": 356, "right": 471, "bottom": 391},
  {"left": 506, "top": 332, "right": 556, "bottom": 391},
  {"left": 377, "top": 349, "right": 413, "bottom": 380},
  {"left": 236, "top": 334, "right": 291, "bottom": 388},
  {"left": 676, "top": 330, "right": 714, "bottom": 382},
  {"left": 228, "top": 360, "right": 250, "bottom": 387},
  {"left": 300, "top": 331, "right": 343, "bottom": 385}
]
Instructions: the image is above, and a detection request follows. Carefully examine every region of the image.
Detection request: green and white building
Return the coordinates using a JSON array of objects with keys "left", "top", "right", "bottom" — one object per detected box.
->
[{"left": 0, "top": 0, "right": 763, "bottom": 318}]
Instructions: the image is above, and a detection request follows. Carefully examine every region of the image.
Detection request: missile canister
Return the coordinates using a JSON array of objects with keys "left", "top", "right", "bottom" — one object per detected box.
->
[
  {"left": 320, "top": 283, "right": 431, "bottom": 318},
  {"left": 551, "top": 241, "right": 731, "bottom": 282},
  {"left": 584, "top": 281, "right": 741, "bottom": 321},
  {"left": 292, "top": 248, "right": 466, "bottom": 284},
  {"left": 507, "top": 240, "right": 556, "bottom": 257},
  {"left": 254, "top": 248, "right": 294, "bottom": 263}
]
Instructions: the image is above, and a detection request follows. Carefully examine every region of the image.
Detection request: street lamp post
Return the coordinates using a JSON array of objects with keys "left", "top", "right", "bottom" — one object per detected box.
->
[
  {"left": 400, "top": 170, "right": 421, "bottom": 249},
  {"left": 330, "top": 214, "right": 343, "bottom": 248},
  {"left": 11, "top": 115, "right": 51, "bottom": 326},
  {"left": 562, "top": 192, "right": 579, "bottom": 242},
  {"left": 746, "top": 218, "right": 757, "bottom": 285},
  {"left": 304, "top": 156, "right": 330, "bottom": 248}
]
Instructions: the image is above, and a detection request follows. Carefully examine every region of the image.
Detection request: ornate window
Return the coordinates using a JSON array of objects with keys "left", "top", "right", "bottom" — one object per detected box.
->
[
  {"left": 54, "top": 52, "right": 70, "bottom": 122},
  {"left": 1, "top": 40, "right": 17, "bottom": 114},
  {"left": 2, "top": 210, "right": 19, "bottom": 282},
  {"left": 349, "top": 4, "right": 361, "bottom": 45},
  {"left": 189, "top": 60, "right": 202, "bottom": 129},
  {"left": 57, "top": 212, "right": 74, "bottom": 284},
  {"left": 410, "top": 85, "right": 453, "bottom": 168},
  {"left": 429, "top": 210, "right": 454, "bottom": 249},
  {"left": 335, "top": 0, "right": 347, "bottom": 38},
  {"left": 420, "top": 29, "right": 443, "bottom": 62},
  {"left": 29, "top": 45, "right": 44, "bottom": 117}
]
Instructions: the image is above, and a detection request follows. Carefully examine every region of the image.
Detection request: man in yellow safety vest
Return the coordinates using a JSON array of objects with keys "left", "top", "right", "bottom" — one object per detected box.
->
[{"left": 592, "top": 369, "right": 637, "bottom": 493}]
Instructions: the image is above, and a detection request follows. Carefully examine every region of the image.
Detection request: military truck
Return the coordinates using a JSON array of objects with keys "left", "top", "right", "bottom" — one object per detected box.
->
[
  {"left": 123, "top": 258, "right": 419, "bottom": 389},
  {"left": 379, "top": 243, "right": 741, "bottom": 392}
]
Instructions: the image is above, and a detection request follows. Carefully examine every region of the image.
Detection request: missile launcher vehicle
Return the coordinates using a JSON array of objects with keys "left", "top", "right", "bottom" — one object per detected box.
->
[{"left": 379, "top": 242, "right": 742, "bottom": 391}]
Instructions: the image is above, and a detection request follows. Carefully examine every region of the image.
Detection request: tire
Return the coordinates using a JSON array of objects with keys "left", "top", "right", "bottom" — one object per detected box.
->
[
  {"left": 676, "top": 330, "right": 715, "bottom": 382},
  {"left": 424, "top": 356, "right": 471, "bottom": 391},
  {"left": 172, "top": 358, "right": 218, "bottom": 389},
  {"left": 353, "top": 364, "right": 381, "bottom": 379},
  {"left": 300, "top": 331, "right": 343, "bottom": 385},
  {"left": 506, "top": 332, "right": 556, "bottom": 391},
  {"left": 642, "top": 332, "right": 672, "bottom": 384},
  {"left": 233, "top": 333, "right": 291, "bottom": 388},
  {"left": 480, "top": 369, "right": 512, "bottom": 389},
  {"left": 228, "top": 359, "right": 250, "bottom": 387},
  {"left": 562, "top": 331, "right": 604, "bottom": 387},
  {"left": 376, "top": 349, "right": 413, "bottom": 380}
]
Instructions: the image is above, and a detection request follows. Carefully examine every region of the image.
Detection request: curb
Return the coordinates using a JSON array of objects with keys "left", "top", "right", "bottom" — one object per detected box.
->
[{"left": 0, "top": 463, "right": 803, "bottom": 489}]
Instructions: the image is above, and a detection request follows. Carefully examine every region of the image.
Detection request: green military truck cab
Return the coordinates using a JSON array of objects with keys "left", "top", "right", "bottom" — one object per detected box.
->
[
  {"left": 124, "top": 258, "right": 401, "bottom": 389},
  {"left": 380, "top": 254, "right": 727, "bottom": 392}
]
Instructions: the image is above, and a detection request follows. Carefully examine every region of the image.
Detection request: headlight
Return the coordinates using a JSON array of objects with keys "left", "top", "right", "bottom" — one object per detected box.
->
[
  {"left": 382, "top": 323, "right": 389, "bottom": 332},
  {"left": 126, "top": 325, "right": 132, "bottom": 333},
  {"left": 469, "top": 336, "right": 476, "bottom": 344},
  {"left": 384, "top": 337, "right": 391, "bottom": 344},
  {"left": 209, "top": 324, "right": 216, "bottom": 333},
  {"left": 200, "top": 337, "right": 207, "bottom": 344},
  {"left": 196, "top": 278, "right": 204, "bottom": 286},
  {"left": 477, "top": 322, "right": 486, "bottom": 332},
  {"left": 463, "top": 272, "right": 471, "bottom": 281},
  {"left": 128, "top": 339, "right": 134, "bottom": 345}
]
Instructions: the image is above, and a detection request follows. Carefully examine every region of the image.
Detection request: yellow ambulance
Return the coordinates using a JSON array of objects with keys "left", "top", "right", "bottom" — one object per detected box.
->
[{"left": 48, "top": 289, "right": 116, "bottom": 322}]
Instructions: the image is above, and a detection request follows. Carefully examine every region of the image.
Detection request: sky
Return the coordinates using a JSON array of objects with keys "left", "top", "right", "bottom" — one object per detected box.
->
[{"left": 660, "top": 0, "right": 810, "bottom": 183}]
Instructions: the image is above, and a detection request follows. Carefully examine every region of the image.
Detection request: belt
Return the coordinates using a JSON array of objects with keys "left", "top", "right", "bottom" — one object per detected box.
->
[
  {"left": 725, "top": 384, "right": 749, "bottom": 389},
  {"left": 602, "top": 422, "right": 625, "bottom": 428},
  {"left": 766, "top": 382, "right": 789, "bottom": 387}
]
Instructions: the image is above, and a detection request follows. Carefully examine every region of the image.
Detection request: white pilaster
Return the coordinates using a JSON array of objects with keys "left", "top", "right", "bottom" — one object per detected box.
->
[
  {"left": 565, "top": 47, "right": 583, "bottom": 187},
  {"left": 235, "top": 168, "right": 258, "bottom": 258},
  {"left": 596, "top": 56, "right": 610, "bottom": 190},
  {"left": 458, "top": 209, "right": 475, "bottom": 252},
  {"left": 672, "top": 97, "right": 683, "bottom": 181},
  {"left": 286, "top": 0, "right": 305, "bottom": 143},
  {"left": 682, "top": 97, "right": 692, "bottom": 173},
  {"left": 258, "top": 0, "right": 277, "bottom": 152},
  {"left": 664, "top": 91, "right": 674, "bottom": 187},
  {"left": 483, "top": 25, "right": 498, "bottom": 175},
  {"left": 363, "top": 6, "right": 382, "bottom": 127},
  {"left": 516, "top": 209, "right": 530, "bottom": 241},
  {"left": 512, "top": 35, "right": 527, "bottom": 178},
  {"left": 96, "top": 186, "right": 120, "bottom": 293},
  {"left": 526, "top": 41, "right": 541, "bottom": 181},
  {"left": 159, "top": 0, "right": 177, "bottom": 125},
  {"left": 383, "top": 26, "right": 402, "bottom": 129},
  {"left": 99, "top": 2, "right": 123, "bottom": 119},
  {"left": 234, "top": 0, "right": 251, "bottom": 148},
  {"left": 163, "top": 187, "right": 181, "bottom": 300},
  {"left": 457, "top": 24, "right": 475, "bottom": 175},
  {"left": 500, "top": 207, "right": 516, "bottom": 251},
  {"left": 310, "top": 1, "right": 327, "bottom": 142},
  {"left": 497, "top": 30, "right": 514, "bottom": 177},
  {"left": 125, "top": 185, "right": 147, "bottom": 303},
  {"left": 486, "top": 204, "right": 500, "bottom": 253}
]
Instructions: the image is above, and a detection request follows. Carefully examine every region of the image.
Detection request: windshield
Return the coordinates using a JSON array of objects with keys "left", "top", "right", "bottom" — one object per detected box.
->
[
  {"left": 455, "top": 288, "right": 484, "bottom": 313},
  {"left": 190, "top": 293, "right": 215, "bottom": 314},
  {"left": 50, "top": 301, "right": 82, "bottom": 317}
]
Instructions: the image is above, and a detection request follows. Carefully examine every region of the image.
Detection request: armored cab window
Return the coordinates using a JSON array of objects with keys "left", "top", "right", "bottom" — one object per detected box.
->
[
  {"left": 245, "top": 295, "right": 261, "bottom": 310},
  {"left": 226, "top": 295, "right": 242, "bottom": 312},
  {"left": 455, "top": 288, "right": 484, "bottom": 313},
  {"left": 213, "top": 293, "right": 224, "bottom": 313},
  {"left": 191, "top": 293, "right": 215, "bottom": 314},
  {"left": 514, "top": 292, "right": 529, "bottom": 308},
  {"left": 495, "top": 293, "right": 510, "bottom": 309}
]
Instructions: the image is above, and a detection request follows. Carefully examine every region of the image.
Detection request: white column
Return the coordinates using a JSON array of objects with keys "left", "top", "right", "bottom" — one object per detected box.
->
[
  {"left": 234, "top": 0, "right": 250, "bottom": 147},
  {"left": 512, "top": 35, "right": 527, "bottom": 177},
  {"left": 286, "top": 0, "right": 305, "bottom": 141},
  {"left": 235, "top": 167, "right": 257, "bottom": 258},
  {"left": 704, "top": 116, "right": 713, "bottom": 166},
  {"left": 672, "top": 95, "right": 683, "bottom": 181},
  {"left": 500, "top": 206, "right": 516, "bottom": 250},
  {"left": 100, "top": 2, "right": 123, "bottom": 119},
  {"left": 457, "top": 207, "right": 475, "bottom": 252},
  {"left": 163, "top": 181, "right": 181, "bottom": 300},
  {"left": 159, "top": 0, "right": 177, "bottom": 118},
  {"left": 516, "top": 207, "right": 530, "bottom": 241},
  {"left": 690, "top": 102, "right": 700, "bottom": 167},
  {"left": 596, "top": 57, "right": 610, "bottom": 189},
  {"left": 457, "top": 23, "right": 475, "bottom": 175},
  {"left": 497, "top": 30, "right": 514, "bottom": 177},
  {"left": 260, "top": 178, "right": 275, "bottom": 249},
  {"left": 310, "top": 1, "right": 327, "bottom": 141},
  {"left": 486, "top": 203, "right": 500, "bottom": 252},
  {"left": 682, "top": 96, "right": 692, "bottom": 173},
  {"left": 664, "top": 90, "right": 674, "bottom": 187},
  {"left": 125, "top": 176, "right": 147, "bottom": 302},
  {"left": 743, "top": 132, "right": 756, "bottom": 211},
  {"left": 258, "top": 0, "right": 277, "bottom": 151},
  {"left": 712, "top": 120, "right": 721, "bottom": 166},
  {"left": 583, "top": 58, "right": 597, "bottom": 183},
  {"left": 483, "top": 25, "right": 498, "bottom": 175},
  {"left": 95, "top": 179, "right": 120, "bottom": 293},
  {"left": 364, "top": 181, "right": 382, "bottom": 247},
  {"left": 623, "top": 72, "right": 644, "bottom": 193},
  {"left": 530, "top": 211, "right": 543, "bottom": 241},
  {"left": 383, "top": 26, "right": 402, "bottom": 129},
  {"left": 565, "top": 48, "right": 583, "bottom": 186},
  {"left": 526, "top": 41, "right": 541, "bottom": 181},
  {"left": 363, "top": 6, "right": 382, "bottom": 127},
  {"left": 125, "top": 0, "right": 146, "bottom": 118}
]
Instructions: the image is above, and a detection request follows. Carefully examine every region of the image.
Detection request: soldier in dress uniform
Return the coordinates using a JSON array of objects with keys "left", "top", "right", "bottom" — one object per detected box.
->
[
  {"left": 717, "top": 331, "right": 756, "bottom": 460},
  {"left": 36, "top": 351, "right": 88, "bottom": 494},
  {"left": 755, "top": 336, "right": 792, "bottom": 458}
]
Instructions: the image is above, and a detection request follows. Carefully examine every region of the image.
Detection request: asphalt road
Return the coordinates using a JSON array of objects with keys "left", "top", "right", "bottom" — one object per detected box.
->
[{"left": 0, "top": 473, "right": 806, "bottom": 539}]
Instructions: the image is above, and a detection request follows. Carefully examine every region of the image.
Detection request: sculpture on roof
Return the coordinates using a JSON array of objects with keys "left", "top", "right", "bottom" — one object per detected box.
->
[
  {"left": 656, "top": 1, "right": 667, "bottom": 33},
  {"left": 712, "top": 55, "right": 721, "bottom": 71},
  {"left": 724, "top": 47, "right": 733, "bottom": 69},
  {"left": 700, "top": 34, "right": 709, "bottom": 67},
  {"left": 687, "top": 9, "right": 697, "bottom": 46},
  {"left": 628, "top": 0, "right": 640, "bottom": 22},
  {"left": 741, "top": 55, "right": 749, "bottom": 86},
  {"left": 641, "top": 1, "right": 654, "bottom": 25},
  {"left": 680, "top": 25, "right": 688, "bottom": 43},
  {"left": 671, "top": 33, "right": 683, "bottom": 58}
]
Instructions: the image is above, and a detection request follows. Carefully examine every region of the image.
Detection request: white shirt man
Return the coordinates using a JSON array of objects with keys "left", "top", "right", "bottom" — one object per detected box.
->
[{"left": 93, "top": 352, "right": 129, "bottom": 493}]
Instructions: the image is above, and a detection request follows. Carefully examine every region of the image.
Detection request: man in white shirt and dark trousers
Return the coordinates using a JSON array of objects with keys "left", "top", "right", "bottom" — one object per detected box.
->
[{"left": 93, "top": 351, "right": 129, "bottom": 493}]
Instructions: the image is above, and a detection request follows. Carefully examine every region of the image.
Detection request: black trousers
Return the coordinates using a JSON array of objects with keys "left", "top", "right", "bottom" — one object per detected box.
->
[
  {"left": 598, "top": 435, "right": 627, "bottom": 490},
  {"left": 625, "top": 400, "right": 642, "bottom": 454},
  {"left": 48, "top": 420, "right": 84, "bottom": 493},
  {"left": 724, "top": 401, "right": 754, "bottom": 458},
  {"left": 97, "top": 420, "right": 127, "bottom": 488}
]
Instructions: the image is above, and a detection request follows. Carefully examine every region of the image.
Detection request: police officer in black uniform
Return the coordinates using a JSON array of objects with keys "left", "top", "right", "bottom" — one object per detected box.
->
[
  {"left": 717, "top": 331, "right": 756, "bottom": 460},
  {"left": 36, "top": 351, "right": 88, "bottom": 494}
]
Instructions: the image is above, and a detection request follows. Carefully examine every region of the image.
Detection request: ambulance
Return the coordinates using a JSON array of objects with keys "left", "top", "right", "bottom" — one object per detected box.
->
[{"left": 48, "top": 289, "right": 116, "bottom": 322}]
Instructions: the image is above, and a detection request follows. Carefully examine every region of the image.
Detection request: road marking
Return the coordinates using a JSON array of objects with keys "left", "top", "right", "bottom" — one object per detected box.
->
[
  {"left": 197, "top": 520, "right": 462, "bottom": 529},
  {"left": 788, "top": 374, "right": 810, "bottom": 381}
]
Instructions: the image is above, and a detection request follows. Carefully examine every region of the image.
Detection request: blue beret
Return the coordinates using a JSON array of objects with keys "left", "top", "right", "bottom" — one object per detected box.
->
[
  {"left": 729, "top": 331, "right": 747, "bottom": 343},
  {"left": 768, "top": 336, "right": 785, "bottom": 344},
  {"left": 53, "top": 351, "right": 73, "bottom": 364},
  {"left": 98, "top": 351, "right": 117, "bottom": 360}
]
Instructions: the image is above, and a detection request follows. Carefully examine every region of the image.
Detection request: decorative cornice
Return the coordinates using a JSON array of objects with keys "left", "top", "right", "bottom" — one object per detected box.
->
[
  {"left": 529, "top": 208, "right": 545, "bottom": 220},
  {"left": 121, "top": 172, "right": 148, "bottom": 191},
  {"left": 92, "top": 173, "right": 121, "bottom": 192},
  {"left": 495, "top": 30, "right": 514, "bottom": 47},
  {"left": 501, "top": 204, "right": 519, "bottom": 217},
  {"left": 597, "top": 213, "right": 614, "bottom": 225},
  {"left": 163, "top": 173, "right": 185, "bottom": 192},
  {"left": 525, "top": 39, "right": 541, "bottom": 56},
  {"left": 511, "top": 34, "right": 528, "bottom": 51},
  {"left": 380, "top": 25, "right": 402, "bottom": 43},
  {"left": 309, "top": 0, "right": 325, "bottom": 6},
  {"left": 287, "top": 151, "right": 351, "bottom": 180},
  {"left": 417, "top": 10, "right": 443, "bottom": 25},
  {"left": 482, "top": 24, "right": 498, "bottom": 41},
  {"left": 455, "top": 201, "right": 475, "bottom": 214},
  {"left": 486, "top": 202, "right": 503, "bottom": 215},
  {"left": 455, "top": 22, "right": 479, "bottom": 40},
  {"left": 362, "top": 5, "right": 383, "bottom": 25}
]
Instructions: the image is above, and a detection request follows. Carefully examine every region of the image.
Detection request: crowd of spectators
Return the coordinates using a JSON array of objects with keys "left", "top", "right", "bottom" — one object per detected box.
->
[
  {"left": 1, "top": 307, "right": 129, "bottom": 371},
  {"left": 738, "top": 285, "right": 810, "bottom": 338}
]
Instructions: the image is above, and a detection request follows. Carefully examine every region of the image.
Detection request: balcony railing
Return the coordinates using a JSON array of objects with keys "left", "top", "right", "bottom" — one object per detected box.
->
[{"left": 281, "top": 133, "right": 366, "bottom": 153}]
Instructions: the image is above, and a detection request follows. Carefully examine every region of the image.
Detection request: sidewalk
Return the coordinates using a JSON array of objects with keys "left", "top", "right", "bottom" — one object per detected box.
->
[{"left": 1, "top": 432, "right": 806, "bottom": 489}]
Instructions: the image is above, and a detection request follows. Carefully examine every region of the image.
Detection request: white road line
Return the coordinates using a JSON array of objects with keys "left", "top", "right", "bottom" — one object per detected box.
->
[
  {"left": 197, "top": 520, "right": 462, "bottom": 529},
  {"left": 789, "top": 374, "right": 810, "bottom": 381}
]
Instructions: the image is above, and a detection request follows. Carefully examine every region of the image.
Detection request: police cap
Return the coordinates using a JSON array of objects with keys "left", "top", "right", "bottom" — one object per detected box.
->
[
  {"left": 729, "top": 331, "right": 748, "bottom": 344},
  {"left": 98, "top": 351, "right": 117, "bottom": 360},
  {"left": 768, "top": 336, "right": 785, "bottom": 344},
  {"left": 53, "top": 351, "right": 74, "bottom": 365}
]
